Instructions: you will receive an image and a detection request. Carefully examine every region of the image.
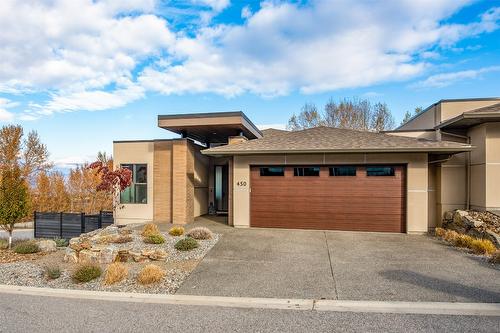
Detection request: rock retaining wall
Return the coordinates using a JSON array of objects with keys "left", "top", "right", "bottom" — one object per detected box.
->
[
  {"left": 443, "top": 210, "right": 500, "bottom": 248},
  {"left": 64, "top": 226, "right": 168, "bottom": 264}
]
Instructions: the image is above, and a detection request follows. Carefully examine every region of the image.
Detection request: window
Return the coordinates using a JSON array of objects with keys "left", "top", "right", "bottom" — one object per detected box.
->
[
  {"left": 260, "top": 167, "right": 284, "bottom": 176},
  {"left": 366, "top": 166, "right": 395, "bottom": 176},
  {"left": 120, "top": 164, "right": 148, "bottom": 204},
  {"left": 294, "top": 167, "right": 320, "bottom": 176},
  {"left": 329, "top": 166, "right": 356, "bottom": 176}
]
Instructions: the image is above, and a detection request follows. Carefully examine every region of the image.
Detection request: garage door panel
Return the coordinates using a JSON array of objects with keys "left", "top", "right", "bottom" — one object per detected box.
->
[{"left": 250, "top": 165, "right": 406, "bottom": 232}]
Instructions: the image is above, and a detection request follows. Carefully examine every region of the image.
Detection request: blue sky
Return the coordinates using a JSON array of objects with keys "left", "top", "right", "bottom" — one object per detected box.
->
[{"left": 0, "top": 0, "right": 499, "bottom": 167}]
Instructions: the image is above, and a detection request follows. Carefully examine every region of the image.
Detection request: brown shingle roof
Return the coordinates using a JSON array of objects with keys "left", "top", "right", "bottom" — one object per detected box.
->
[
  {"left": 260, "top": 128, "right": 289, "bottom": 137},
  {"left": 203, "top": 126, "right": 472, "bottom": 155}
]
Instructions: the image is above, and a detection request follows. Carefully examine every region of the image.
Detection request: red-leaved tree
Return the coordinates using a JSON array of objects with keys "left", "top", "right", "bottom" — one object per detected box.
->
[{"left": 87, "top": 161, "right": 132, "bottom": 212}]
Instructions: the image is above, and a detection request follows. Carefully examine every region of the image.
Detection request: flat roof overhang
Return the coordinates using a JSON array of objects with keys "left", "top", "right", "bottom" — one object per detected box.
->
[
  {"left": 436, "top": 112, "right": 500, "bottom": 130},
  {"left": 202, "top": 146, "right": 474, "bottom": 156},
  {"left": 158, "top": 111, "right": 262, "bottom": 144}
]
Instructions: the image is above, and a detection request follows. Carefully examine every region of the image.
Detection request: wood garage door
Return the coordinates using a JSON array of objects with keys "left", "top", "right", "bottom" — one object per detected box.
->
[{"left": 250, "top": 165, "right": 406, "bottom": 232}]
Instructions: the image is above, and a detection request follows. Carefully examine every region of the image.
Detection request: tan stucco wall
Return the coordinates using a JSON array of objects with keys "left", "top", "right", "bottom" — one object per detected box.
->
[
  {"left": 114, "top": 141, "right": 155, "bottom": 225},
  {"left": 435, "top": 153, "right": 467, "bottom": 223},
  {"left": 440, "top": 100, "right": 499, "bottom": 123},
  {"left": 486, "top": 123, "right": 500, "bottom": 212},
  {"left": 468, "top": 124, "right": 486, "bottom": 210},
  {"left": 232, "top": 152, "right": 429, "bottom": 233},
  {"left": 398, "top": 105, "right": 438, "bottom": 130}
]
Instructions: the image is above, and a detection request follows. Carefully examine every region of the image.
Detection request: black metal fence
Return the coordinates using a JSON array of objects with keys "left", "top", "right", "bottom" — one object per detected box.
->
[{"left": 34, "top": 211, "right": 114, "bottom": 239}]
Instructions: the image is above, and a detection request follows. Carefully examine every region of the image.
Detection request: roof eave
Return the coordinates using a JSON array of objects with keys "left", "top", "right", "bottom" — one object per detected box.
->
[
  {"left": 202, "top": 146, "right": 474, "bottom": 156},
  {"left": 436, "top": 112, "right": 500, "bottom": 129}
]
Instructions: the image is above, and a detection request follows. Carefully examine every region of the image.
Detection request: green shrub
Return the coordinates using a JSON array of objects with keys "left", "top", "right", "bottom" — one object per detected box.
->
[
  {"left": 13, "top": 241, "right": 39, "bottom": 254},
  {"left": 46, "top": 265, "right": 61, "bottom": 279},
  {"left": 0, "top": 239, "right": 8, "bottom": 250},
  {"left": 470, "top": 239, "right": 496, "bottom": 255},
  {"left": 169, "top": 226, "right": 185, "bottom": 236},
  {"left": 174, "top": 237, "right": 199, "bottom": 251},
  {"left": 72, "top": 264, "right": 102, "bottom": 283},
  {"left": 53, "top": 238, "right": 68, "bottom": 247},
  {"left": 144, "top": 233, "right": 165, "bottom": 244}
]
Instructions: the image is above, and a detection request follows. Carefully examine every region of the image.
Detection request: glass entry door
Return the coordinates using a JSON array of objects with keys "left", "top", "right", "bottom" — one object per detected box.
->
[{"left": 214, "top": 165, "right": 228, "bottom": 212}]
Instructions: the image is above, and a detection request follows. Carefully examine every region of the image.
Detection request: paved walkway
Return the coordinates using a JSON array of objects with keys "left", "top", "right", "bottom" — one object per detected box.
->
[{"left": 177, "top": 217, "right": 500, "bottom": 302}]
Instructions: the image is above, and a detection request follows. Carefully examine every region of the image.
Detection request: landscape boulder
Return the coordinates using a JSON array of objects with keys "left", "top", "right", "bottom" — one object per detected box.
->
[
  {"left": 63, "top": 248, "right": 78, "bottom": 263},
  {"left": 37, "top": 240, "right": 57, "bottom": 253}
]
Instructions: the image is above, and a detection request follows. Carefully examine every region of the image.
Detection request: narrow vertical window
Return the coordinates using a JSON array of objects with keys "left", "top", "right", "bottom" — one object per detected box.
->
[{"left": 120, "top": 164, "right": 147, "bottom": 203}]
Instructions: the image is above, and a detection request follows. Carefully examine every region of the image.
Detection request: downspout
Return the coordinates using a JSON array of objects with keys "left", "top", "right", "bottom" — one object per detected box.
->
[{"left": 440, "top": 130, "right": 471, "bottom": 210}]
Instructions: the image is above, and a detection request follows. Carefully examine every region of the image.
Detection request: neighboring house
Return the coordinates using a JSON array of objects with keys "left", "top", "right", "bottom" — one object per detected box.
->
[{"left": 113, "top": 97, "right": 499, "bottom": 234}]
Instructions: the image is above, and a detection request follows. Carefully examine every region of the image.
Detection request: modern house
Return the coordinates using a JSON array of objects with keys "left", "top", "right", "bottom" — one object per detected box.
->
[{"left": 113, "top": 97, "right": 499, "bottom": 234}]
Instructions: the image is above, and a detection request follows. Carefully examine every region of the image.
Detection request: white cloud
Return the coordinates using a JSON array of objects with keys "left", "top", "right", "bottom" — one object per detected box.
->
[
  {"left": 22, "top": 79, "right": 145, "bottom": 120},
  {"left": 0, "top": 97, "right": 17, "bottom": 121},
  {"left": 0, "top": 0, "right": 499, "bottom": 118},
  {"left": 412, "top": 66, "right": 500, "bottom": 88},
  {"left": 241, "top": 5, "right": 252, "bottom": 19},
  {"left": 0, "top": 0, "right": 173, "bottom": 116},
  {"left": 53, "top": 155, "right": 96, "bottom": 168},
  {"left": 193, "top": 0, "right": 230, "bottom": 12},
  {"left": 140, "top": 1, "right": 499, "bottom": 97}
]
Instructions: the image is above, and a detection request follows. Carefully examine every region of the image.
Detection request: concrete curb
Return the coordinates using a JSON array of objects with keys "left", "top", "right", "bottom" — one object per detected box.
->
[
  {"left": 1, "top": 285, "right": 499, "bottom": 316},
  {"left": 314, "top": 300, "right": 500, "bottom": 316}
]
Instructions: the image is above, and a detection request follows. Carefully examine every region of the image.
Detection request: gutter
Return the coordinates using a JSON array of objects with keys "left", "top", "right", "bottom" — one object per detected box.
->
[{"left": 201, "top": 146, "right": 474, "bottom": 155}]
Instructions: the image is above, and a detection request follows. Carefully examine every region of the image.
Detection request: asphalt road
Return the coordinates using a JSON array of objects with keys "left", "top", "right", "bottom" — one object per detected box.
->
[{"left": 0, "top": 294, "right": 498, "bottom": 333}]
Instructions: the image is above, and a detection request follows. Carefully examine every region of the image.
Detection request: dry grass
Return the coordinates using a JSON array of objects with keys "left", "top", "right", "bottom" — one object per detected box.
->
[
  {"left": 435, "top": 228, "right": 498, "bottom": 256},
  {"left": 489, "top": 250, "right": 500, "bottom": 264},
  {"left": 186, "top": 227, "right": 213, "bottom": 240},
  {"left": 442, "top": 230, "right": 459, "bottom": 243},
  {"left": 469, "top": 239, "right": 497, "bottom": 255},
  {"left": 453, "top": 234, "right": 475, "bottom": 248},
  {"left": 137, "top": 264, "right": 165, "bottom": 285},
  {"left": 434, "top": 228, "right": 446, "bottom": 237},
  {"left": 141, "top": 223, "right": 160, "bottom": 237},
  {"left": 169, "top": 226, "right": 185, "bottom": 236},
  {"left": 104, "top": 262, "right": 128, "bottom": 285}
]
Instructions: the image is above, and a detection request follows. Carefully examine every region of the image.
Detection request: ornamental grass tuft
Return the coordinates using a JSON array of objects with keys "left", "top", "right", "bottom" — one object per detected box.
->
[
  {"left": 72, "top": 264, "right": 102, "bottom": 283},
  {"left": 168, "top": 226, "right": 185, "bottom": 236},
  {"left": 137, "top": 264, "right": 165, "bottom": 285}
]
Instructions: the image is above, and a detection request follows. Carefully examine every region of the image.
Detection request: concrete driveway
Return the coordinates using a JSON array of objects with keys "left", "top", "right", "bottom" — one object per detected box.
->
[{"left": 176, "top": 217, "right": 500, "bottom": 302}]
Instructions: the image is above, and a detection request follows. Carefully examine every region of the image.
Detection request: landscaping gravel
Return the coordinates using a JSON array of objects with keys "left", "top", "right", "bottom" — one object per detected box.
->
[{"left": 0, "top": 233, "right": 220, "bottom": 294}]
